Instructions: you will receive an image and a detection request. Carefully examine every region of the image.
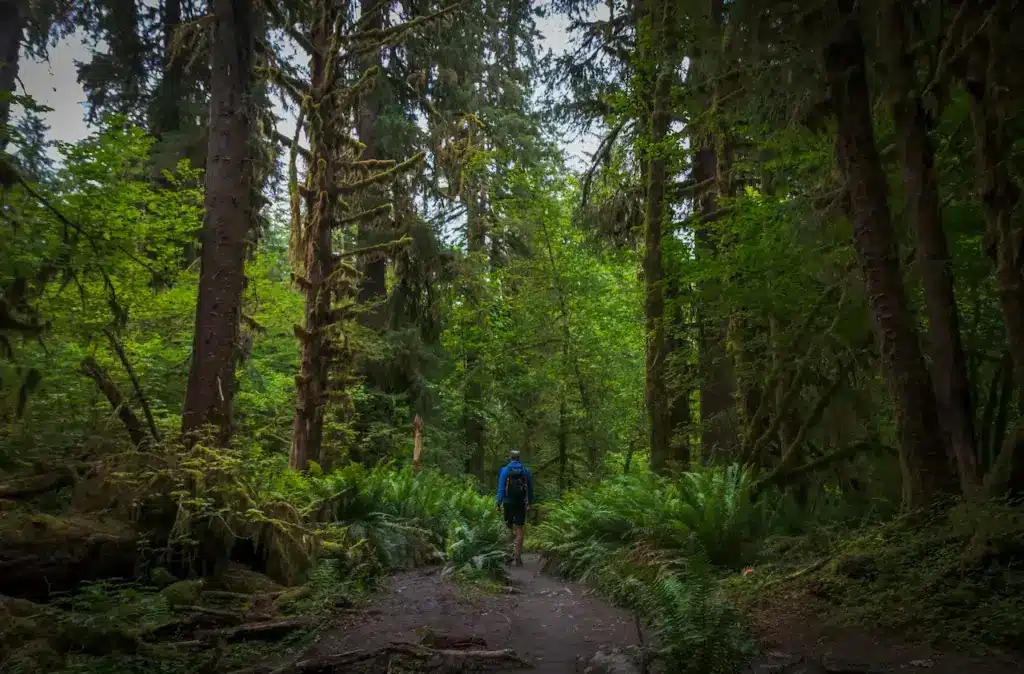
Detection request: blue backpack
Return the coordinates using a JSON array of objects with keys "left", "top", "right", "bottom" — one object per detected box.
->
[{"left": 505, "top": 465, "right": 528, "bottom": 505}]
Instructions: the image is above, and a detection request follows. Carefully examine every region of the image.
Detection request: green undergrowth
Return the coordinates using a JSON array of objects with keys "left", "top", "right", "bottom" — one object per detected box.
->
[
  {"left": 532, "top": 466, "right": 762, "bottom": 674},
  {"left": 2, "top": 449, "right": 508, "bottom": 674},
  {"left": 727, "top": 496, "right": 1024, "bottom": 651},
  {"left": 99, "top": 438, "right": 509, "bottom": 586},
  {"left": 532, "top": 465, "right": 1024, "bottom": 669}
]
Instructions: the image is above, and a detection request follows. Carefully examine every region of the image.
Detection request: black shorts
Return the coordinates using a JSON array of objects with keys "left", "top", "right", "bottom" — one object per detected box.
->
[{"left": 503, "top": 502, "right": 527, "bottom": 527}]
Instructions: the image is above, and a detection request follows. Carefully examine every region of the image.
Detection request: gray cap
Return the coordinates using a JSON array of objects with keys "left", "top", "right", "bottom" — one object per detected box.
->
[{"left": 509, "top": 450, "right": 521, "bottom": 461}]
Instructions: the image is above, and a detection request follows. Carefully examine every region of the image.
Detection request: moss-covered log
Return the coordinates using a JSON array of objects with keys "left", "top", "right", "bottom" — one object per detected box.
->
[{"left": 0, "top": 511, "right": 138, "bottom": 600}]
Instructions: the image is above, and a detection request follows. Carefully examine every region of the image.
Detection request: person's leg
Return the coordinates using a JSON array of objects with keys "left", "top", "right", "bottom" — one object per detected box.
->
[
  {"left": 503, "top": 504, "right": 516, "bottom": 562},
  {"left": 512, "top": 503, "right": 526, "bottom": 564}
]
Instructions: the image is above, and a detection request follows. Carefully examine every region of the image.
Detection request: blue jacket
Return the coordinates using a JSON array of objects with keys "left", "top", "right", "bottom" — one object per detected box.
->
[{"left": 496, "top": 461, "right": 534, "bottom": 505}]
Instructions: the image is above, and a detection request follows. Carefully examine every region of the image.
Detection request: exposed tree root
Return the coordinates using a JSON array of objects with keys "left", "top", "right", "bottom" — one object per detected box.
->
[
  {"left": 754, "top": 557, "right": 833, "bottom": 592},
  {"left": 182, "top": 604, "right": 272, "bottom": 621},
  {"left": 144, "top": 604, "right": 273, "bottom": 640},
  {"left": 256, "top": 642, "right": 531, "bottom": 673},
  {"left": 202, "top": 589, "right": 265, "bottom": 602},
  {"left": 194, "top": 618, "right": 312, "bottom": 644},
  {"left": 419, "top": 629, "right": 489, "bottom": 650}
]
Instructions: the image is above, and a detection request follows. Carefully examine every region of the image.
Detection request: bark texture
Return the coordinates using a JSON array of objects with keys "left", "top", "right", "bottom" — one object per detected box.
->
[
  {"left": 823, "top": 2, "right": 956, "bottom": 509},
  {"left": 291, "top": 11, "right": 339, "bottom": 471},
  {"left": 884, "top": 0, "right": 979, "bottom": 491},
  {"left": 182, "top": 0, "right": 255, "bottom": 439},
  {"left": 965, "top": 6, "right": 1024, "bottom": 494},
  {"left": 464, "top": 186, "right": 487, "bottom": 479},
  {"left": 643, "top": 0, "right": 677, "bottom": 474},
  {"left": 0, "top": 0, "right": 25, "bottom": 150}
]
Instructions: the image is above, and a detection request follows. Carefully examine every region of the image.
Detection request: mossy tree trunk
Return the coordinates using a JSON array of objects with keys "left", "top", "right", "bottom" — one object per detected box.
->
[
  {"left": 643, "top": 0, "right": 680, "bottom": 474},
  {"left": 281, "top": 0, "right": 424, "bottom": 470}
]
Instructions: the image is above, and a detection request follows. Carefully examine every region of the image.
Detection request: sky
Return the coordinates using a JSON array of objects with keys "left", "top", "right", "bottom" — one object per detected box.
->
[{"left": 18, "top": 9, "right": 601, "bottom": 169}]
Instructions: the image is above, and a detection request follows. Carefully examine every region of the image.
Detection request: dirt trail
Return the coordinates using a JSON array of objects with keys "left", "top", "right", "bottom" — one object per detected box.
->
[
  {"left": 287, "top": 554, "right": 1021, "bottom": 674},
  {"left": 306, "top": 553, "right": 641, "bottom": 673}
]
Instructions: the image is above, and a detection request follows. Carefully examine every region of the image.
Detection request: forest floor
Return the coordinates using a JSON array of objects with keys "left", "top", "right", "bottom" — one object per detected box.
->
[
  {"left": 295, "top": 553, "right": 640, "bottom": 673},
  {"left": 251, "top": 553, "right": 1021, "bottom": 674}
]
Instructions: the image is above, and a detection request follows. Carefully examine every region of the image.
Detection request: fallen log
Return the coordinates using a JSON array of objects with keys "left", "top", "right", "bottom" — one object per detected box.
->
[
  {"left": 0, "top": 511, "right": 137, "bottom": 600},
  {"left": 1, "top": 594, "right": 144, "bottom": 657},
  {"left": 0, "top": 470, "right": 77, "bottom": 500}
]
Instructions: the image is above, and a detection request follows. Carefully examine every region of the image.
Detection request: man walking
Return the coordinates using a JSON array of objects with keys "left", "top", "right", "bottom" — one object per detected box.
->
[{"left": 496, "top": 450, "right": 534, "bottom": 566}]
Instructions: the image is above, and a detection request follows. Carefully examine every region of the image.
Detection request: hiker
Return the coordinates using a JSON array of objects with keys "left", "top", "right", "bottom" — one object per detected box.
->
[{"left": 496, "top": 450, "right": 534, "bottom": 566}]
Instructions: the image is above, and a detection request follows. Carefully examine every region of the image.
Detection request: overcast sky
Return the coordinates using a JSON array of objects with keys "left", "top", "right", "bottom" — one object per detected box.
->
[{"left": 18, "top": 10, "right": 600, "bottom": 169}]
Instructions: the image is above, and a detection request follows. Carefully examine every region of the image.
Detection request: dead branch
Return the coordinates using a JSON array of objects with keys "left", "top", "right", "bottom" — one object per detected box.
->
[
  {"left": 103, "top": 328, "right": 160, "bottom": 441},
  {"left": 79, "top": 355, "right": 148, "bottom": 447},
  {"left": 741, "top": 288, "right": 847, "bottom": 464},
  {"left": 752, "top": 361, "right": 851, "bottom": 495},
  {"left": 756, "top": 440, "right": 882, "bottom": 494},
  {"left": 738, "top": 295, "right": 832, "bottom": 461},
  {"left": 753, "top": 557, "right": 833, "bottom": 592},
  {"left": 335, "top": 236, "right": 412, "bottom": 259},
  {"left": 269, "top": 129, "right": 312, "bottom": 163}
]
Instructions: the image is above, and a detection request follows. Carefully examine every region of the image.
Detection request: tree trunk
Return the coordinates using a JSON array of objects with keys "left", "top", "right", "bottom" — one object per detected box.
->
[
  {"left": 0, "top": 0, "right": 25, "bottom": 151},
  {"left": 290, "top": 211, "right": 333, "bottom": 471},
  {"left": 557, "top": 396, "right": 568, "bottom": 492},
  {"left": 181, "top": 0, "right": 255, "bottom": 440},
  {"left": 150, "top": 0, "right": 182, "bottom": 139},
  {"left": 823, "top": 2, "right": 956, "bottom": 509},
  {"left": 643, "top": 0, "right": 677, "bottom": 475},
  {"left": 290, "top": 13, "right": 338, "bottom": 471},
  {"left": 666, "top": 277, "right": 691, "bottom": 465},
  {"left": 355, "top": 0, "right": 388, "bottom": 329},
  {"left": 694, "top": 144, "right": 736, "bottom": 459},
  {"left": 464, "top": 186, "right": 487, "bottom": 479},
  {"left": 695, "top": 0, "right": 738, "bottom": 461},
  {"left": 965, "top": 11, "right": 1024, "bottom": 495},
  {"left": 412, "top": 415, "right": 423, "bottom": 473},
  {"left": 883, "top": 0, "right": 978, "bottom": 492}
]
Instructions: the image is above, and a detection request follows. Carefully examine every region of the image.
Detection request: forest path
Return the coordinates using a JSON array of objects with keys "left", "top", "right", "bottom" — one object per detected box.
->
[
  {"left": 303, "top": 552, "right": 641, "bottom": 673},
  {"left": 283, "top": 554, "right": 1022, "bottom": 674}
]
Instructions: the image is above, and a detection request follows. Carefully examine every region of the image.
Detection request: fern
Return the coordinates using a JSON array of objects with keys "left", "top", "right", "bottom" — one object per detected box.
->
[{"left": 533, "top": 465, "right": 762, "bottom": 672}]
